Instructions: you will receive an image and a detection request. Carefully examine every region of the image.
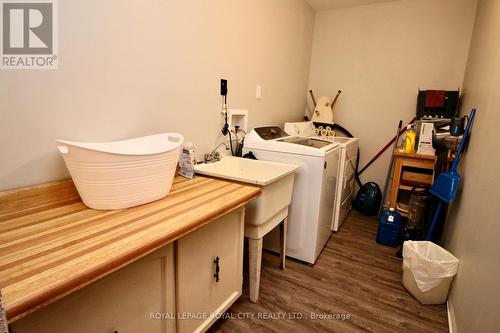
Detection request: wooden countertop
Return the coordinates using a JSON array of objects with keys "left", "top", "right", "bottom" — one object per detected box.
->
[{"left": 0, "top": 176, "right": 260, "bottom": 323}]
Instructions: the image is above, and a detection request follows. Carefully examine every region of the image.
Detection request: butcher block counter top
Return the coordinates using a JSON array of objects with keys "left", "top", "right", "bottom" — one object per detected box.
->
[{"left": 0, "top": 176, "right": 260, "bottom": 323}]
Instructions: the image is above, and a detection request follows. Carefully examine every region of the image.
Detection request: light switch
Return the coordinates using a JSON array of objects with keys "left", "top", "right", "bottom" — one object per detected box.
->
[{"left": 256, "top": 85, "right": 262, "bottom": 100}]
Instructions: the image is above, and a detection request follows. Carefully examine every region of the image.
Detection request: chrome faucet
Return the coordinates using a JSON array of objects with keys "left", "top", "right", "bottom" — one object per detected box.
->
[{"left": 204, "top": 142, "right": 229, "bottom": 163}]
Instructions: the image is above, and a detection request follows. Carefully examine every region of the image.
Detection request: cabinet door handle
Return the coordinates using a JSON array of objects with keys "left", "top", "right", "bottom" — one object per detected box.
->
[{"left": 213, "top": 256, "right": 220, "bottom": 282}]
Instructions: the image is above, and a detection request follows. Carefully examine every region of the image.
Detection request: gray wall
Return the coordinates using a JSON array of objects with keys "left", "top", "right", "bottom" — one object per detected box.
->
[
  {"left": 307, "top": 0, "right": 476, "bottom": 187},
  {"left": 0, "top": 0, "right": 314, "bottom": 190},
  {"left": 441, "top": 0, "right": 500, "bottom": 332}
]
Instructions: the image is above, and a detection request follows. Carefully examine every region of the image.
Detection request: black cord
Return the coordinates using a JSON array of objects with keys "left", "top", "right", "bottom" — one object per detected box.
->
[
  {"left": 224, "top": 95, "right": 228, "bottom": 127},
  {"left": 223, "top": 95, "right": 235, "bottom": 156},
  {"left": 234, "top": 132, "right": 243, "bottom": 157},
  {"left": 228, "top": 130, "right": 235, "bottom": 156}
]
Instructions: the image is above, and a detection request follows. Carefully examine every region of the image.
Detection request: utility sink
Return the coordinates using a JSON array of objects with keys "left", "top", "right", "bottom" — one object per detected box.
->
[
  {"left": 195, "top": 156, "right": 298, "bottom": 303},
  {"left": 194, "top": 157, "right": 298, "bottom": 238}
]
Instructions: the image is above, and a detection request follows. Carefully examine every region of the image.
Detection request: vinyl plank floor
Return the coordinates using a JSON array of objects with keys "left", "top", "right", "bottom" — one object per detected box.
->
[{"left": 208, "top": 211, "right": 448, "bottom": 333}]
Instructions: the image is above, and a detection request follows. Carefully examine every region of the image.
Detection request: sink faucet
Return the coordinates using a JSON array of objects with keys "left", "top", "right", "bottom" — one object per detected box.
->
[{"left": 204, "top": 142, "right": 229, "bottom": 163}]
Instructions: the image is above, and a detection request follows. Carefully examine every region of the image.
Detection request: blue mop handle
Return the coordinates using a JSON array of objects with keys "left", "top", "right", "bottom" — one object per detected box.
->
[
  {"left": 450, "top": 108, "right": 476, "bottom": 172},
  {"left": 426, "top": 200, "right": 443, "bottom": 240}
]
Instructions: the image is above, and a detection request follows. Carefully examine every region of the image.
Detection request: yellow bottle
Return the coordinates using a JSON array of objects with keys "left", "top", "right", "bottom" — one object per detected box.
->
[{"left": 404, "top": 125, "right": 416, "bottom": 153}]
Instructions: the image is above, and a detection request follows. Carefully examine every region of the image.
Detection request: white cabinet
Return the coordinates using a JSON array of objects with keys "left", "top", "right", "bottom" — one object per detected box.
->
[
  {"left": 176, "top": 208, "right": 244, "bottom": 333},
  {"left": 10, "top": 244, "right": 176, "bottom": 333},
  {"left": 9, "top": 208, "right": 245, "bottom": 333}
]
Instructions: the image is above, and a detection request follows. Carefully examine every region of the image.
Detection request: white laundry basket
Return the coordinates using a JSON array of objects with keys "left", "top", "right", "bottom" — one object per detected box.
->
[
  {"left": 402, "top": 241, "right": 459, "bottom": 304},
  {"left": 57, "top": 133, "right": 183, "bottom": 210}
]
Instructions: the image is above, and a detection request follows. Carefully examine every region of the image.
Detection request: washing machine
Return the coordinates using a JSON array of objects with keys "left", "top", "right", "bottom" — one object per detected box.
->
[
  {"left": 243, "top": 126, "right": 340, "bottom": 264},
  {"left": 284, "top": 122, "right": 359, "bottom": 232}
]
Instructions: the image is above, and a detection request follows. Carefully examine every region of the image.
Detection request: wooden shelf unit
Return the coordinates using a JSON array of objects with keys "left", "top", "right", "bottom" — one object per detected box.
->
[{"left": 388, "top": 150, "right": 437, "bottom": 212}]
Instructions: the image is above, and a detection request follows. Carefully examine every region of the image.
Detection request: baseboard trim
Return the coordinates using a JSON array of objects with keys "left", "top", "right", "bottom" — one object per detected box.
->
[{"left": 447, "top": 301, "right": 456, "bottom": 333}]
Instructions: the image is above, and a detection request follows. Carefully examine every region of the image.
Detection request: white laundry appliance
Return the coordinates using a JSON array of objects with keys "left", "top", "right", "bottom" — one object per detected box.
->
[
  {"left": 284, "top": 122, "right": 359, "bottom": 232},
  {"left": 243, "top": 126, "right": 340, "bottom": 264},
  {"left": 315, "top": 136, "right": 358, "bottom": 231}
]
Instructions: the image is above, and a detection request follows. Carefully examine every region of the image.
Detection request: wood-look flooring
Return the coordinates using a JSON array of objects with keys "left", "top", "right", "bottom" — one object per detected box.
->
[{"left": 209, "top": 211, "right": 448, "bottom": 333}]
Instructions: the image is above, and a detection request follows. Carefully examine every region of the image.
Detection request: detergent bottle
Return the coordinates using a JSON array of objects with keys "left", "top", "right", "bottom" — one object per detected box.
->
[
  {"left": 178, "top": 142, "right": 196, "bottom": 179},
  {"left": 403, "top": 125, "right": 416, "bottom": 153}
]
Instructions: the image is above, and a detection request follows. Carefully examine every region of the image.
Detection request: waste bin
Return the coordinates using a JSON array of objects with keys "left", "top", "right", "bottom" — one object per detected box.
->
[{"left": 402, "top": 241, "right": 459, "bottom": 304}]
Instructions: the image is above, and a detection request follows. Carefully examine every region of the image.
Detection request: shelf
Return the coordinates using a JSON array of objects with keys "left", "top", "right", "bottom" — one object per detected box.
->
[
  {"left": 396, "top": 203, "right": 409, "bottom": 217},
  {"left": 401, "top": 170, "right": 433, "bottom": 185}
]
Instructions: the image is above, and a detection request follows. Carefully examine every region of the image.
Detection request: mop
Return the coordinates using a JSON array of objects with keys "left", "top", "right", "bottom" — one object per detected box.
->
[
  {"left": 378, "top": 120, "right": 403, "bottom": 218},
  {"left": 426, "top": 108, "right": 476, "bottom": 240}
]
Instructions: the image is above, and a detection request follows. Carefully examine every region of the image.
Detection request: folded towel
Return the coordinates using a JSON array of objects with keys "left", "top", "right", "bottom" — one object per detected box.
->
[
  {"left": 0, "top": 291, "right": 8, "bottom": 333},
  {"left": 425, "top": 90, "right": 446, "bottom": 108}
]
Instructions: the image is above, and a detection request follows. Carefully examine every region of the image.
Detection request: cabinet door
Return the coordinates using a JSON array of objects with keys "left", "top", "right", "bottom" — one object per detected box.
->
[
  {"left": 10, "top": 244, "right": 176, "bottom": 333},
  {"left": 176, "top": 208, "right": 244, "bottom": 333}
]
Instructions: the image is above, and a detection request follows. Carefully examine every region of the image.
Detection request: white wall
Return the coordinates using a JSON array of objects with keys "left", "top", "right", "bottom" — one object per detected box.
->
[
  {"left": 0, "top": 0, "right": 314, "bottom": 190},
  {"left": 441, "top": 0, "right": 500, "bottom": 331},
  {"left": 308, "top": 0, "right": 476, "bottom": 187}
]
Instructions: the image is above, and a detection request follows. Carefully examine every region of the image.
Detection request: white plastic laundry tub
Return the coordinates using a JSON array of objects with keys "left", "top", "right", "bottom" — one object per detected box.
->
[
  {"left": 57, "top": 133, "right": 184, "bottom": 210},
  {"left": 194, "top": 157, "right": 298, "bottom": 239}
]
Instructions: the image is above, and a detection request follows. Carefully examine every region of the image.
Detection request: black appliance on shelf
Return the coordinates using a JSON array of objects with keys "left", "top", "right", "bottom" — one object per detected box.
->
[{"left": 416, "top": 90, "right": 459, "bottom": 119}]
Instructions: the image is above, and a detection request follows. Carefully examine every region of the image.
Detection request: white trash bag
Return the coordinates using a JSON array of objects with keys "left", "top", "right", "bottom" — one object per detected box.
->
[{"left": 402, "top": 241, "right": 459, "bottom": 293}]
